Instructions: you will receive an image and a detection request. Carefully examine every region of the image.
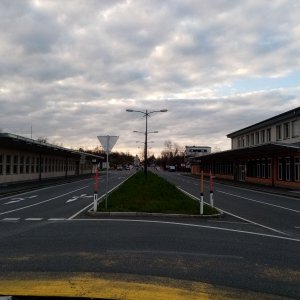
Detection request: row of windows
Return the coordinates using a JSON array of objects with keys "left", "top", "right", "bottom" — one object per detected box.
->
[
  {"left": 276, "top": 119, "right": 299, "bottom": 141},
  {"left": 236, "top": 118, "right": 300, "bottom": 148},
  {"left": 278, "top": 157, "right": 300, "bottom": 182},
  {"left": 0, "top": 154, "right": 77, "bottom": 176},
  {"left": 202, "top": 161, "right": 233, "bottom": 175},
  {"left": 200, "top": 156, "right": 300, "bottom": 182},
  {"left": 237, "top": 128, "right": 272, "bottom": 148}
]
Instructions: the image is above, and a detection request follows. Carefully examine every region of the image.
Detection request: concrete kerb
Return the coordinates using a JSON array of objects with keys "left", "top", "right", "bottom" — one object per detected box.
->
[{"left": 88, "top": 210, "right": 223, "bottom": 218}]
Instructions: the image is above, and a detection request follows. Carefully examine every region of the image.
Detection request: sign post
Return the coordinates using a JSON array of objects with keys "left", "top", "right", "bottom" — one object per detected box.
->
[
  {"left": 210, "top": 170, "right": 214, "bottom": 207},
  {"left": 200, "top": 170, "right": 204, "bottom": 215},
  {"left": 94, "top": 168, "right": 99, "bottom": 212},
  {"left": 97, "top": 135, "right": 119, "bottom": 210}
]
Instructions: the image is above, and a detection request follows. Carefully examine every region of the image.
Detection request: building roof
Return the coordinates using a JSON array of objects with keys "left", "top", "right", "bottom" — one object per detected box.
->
[
  {"left": 0, "top": 132, "right": 101, "bottom": 159},
  {"left": 227, "top": 106, "right": 300, "bottom": 138},
  {"left": 190, "top": 142, "right": 300, "bottom": 163}
]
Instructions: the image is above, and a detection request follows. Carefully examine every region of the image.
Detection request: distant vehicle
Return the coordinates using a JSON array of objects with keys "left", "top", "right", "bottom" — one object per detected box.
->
[
  {"left": 117, "top": 165, "right": 123, "bottom": 171},
  {"left": 168, "top": 166, "right": 176, "bottom": 172}
]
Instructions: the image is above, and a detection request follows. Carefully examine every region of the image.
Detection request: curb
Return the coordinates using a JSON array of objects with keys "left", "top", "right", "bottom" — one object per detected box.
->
[{"left": 87, "top": 208, "right": 224, "bottom": 218}]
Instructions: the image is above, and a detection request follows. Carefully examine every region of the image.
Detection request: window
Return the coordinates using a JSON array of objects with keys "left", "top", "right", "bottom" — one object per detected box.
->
[
  {"left": 31, "top": 157, "right": 35, "bottom": 173},
  {"left": 262, "top": 159, "right": 266, "bottom": 178},
  {"left": 276, "top": 125, "right": 282, "bottom": 140},
  {"left": 250, "top": 133, "right": 254, "bottom": 145},
  {"left": 278, "top": 158, "right": 283, "bottom": 180},
  {"left": 292, "top": 119, "right": 299, "bottom": 138},
  {"left": 286, "top": 157, "right": 290, "bottom": 181},
  {"left": 45, "top": 158, "right": 48, "bottom": 173},
  {"left": 267, "top": 158, "right": 272, "bottom": 179},
  {"left": 255, "top": 132, "right": 260, "bottom": 144},
  {"left": 257, "top": 160, "right": 261, "bottom": 178},
  {"left": 283, "top": 122, "right": 290, "bottom": 139},
  {"left": 246, "top": 135, "right": 249, "bottom": 146},
  {"left": 238, "top": 138, "right": 241, "bottom": 148},
  {"left": 6, "top": 155, "right": 11, "bottom": 175},
  {"left": 36, "top": 157, "right": 40, "bottom": 173},
  {"left": 0, "top": 154, "right": 3, "bottom": 175},
  {"left": 261, "top": 130, "right": 265, "bottom": 143},
  {"left": 20, "top": 156, "right": 24, "bottom": 174},
  {"left": 13, "top": 155, "right": 18, "bottom": 174},
  {"left": 266, "top": 128, "right": 271, "bottom": 142},
  {"left": 26, "top": 157, "right": 30, "bottom": 173},
  {"left": 295, "top": 157, "right": 300, "bottom": 182}
]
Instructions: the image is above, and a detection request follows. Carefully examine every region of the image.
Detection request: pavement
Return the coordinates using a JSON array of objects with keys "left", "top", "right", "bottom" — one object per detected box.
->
[
  {"left": 0, "top": 173, "right": 103, "bottom": 198},
  {"left": 181, "top": 172, "right": 300, "bottom": 199},
  {"left": 2, "top": 171, "right": 300, "bottom": 200}
]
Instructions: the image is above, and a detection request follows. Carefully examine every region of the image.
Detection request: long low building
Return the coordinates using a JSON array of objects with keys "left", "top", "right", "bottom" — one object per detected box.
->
[
  {"left": 0, "top": 132, "right": 101, "bottom": 184},
  {"left": 191, "top": 107, "right": 300, "bottom": 189}
]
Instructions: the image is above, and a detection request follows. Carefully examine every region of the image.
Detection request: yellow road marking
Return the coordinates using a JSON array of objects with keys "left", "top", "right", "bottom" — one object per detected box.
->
[{"left": 0, "top": 272, "right": 290, "bottom": 300}]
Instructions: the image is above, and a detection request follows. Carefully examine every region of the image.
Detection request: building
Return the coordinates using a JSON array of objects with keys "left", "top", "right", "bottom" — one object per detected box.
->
[
  {"left": 185, "top": 146, "right": 212, "bottom": 157},
  {"left": 185, "top": 145, "right": 211, "bottom": 170},
  {"left": 0, "top": 132, "right": 101, "bottom": 184},
  {"left": 191, "top": 107, "right": 300, "bottom": 189}
]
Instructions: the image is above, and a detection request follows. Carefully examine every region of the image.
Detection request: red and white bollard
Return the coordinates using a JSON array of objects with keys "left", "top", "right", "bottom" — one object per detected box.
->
[
  {"left": 209, "top": 171, "right": 214, "bottom": 207},
  {"left": 93, "top": 168, "right": 99, "bottom": 212}
]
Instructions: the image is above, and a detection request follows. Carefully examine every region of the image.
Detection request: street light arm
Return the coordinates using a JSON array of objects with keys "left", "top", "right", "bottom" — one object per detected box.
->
[{"left": 126, "top": 109, "right": 147, "bottom": 115}]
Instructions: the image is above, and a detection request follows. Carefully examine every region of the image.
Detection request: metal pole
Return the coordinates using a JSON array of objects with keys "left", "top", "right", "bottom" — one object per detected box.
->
[
  {"left": 210, "top": 170, "right": 214, "bottom": 207},
  {"left": 106, "top": 136, "right": 109, "bottom": 210},
  {"left": 200, "top": 170, "right": 204, "bottom": 215},
  {"left": 94, "top": 168, "right": 98, "bottom": 212},
  {"left": 144, "top": 109, "right": 148, "bottom": 178}
]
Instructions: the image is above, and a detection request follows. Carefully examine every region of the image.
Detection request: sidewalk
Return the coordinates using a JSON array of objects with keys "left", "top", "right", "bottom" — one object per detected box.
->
[
  {"left": 181, "top": 173, "right": 300, "bottom": 199},
  {"left": 0, "top": 174, "right": 95, "bottom": 198}
]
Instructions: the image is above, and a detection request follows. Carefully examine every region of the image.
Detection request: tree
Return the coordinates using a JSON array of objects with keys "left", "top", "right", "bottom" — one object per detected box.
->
[{"left": 157, "top": 140, "right": 185, "bottom": 170}]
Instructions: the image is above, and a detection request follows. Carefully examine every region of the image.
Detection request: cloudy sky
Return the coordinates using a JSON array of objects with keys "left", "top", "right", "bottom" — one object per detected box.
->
[{"left": 1, "top": 0, "right": 300, "bottom": 156}]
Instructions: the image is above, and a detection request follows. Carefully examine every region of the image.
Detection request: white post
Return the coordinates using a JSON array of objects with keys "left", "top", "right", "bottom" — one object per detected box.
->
[
  {"left": 93, "top": 193, "right": 98, "bottom": 212},
  {"left": 210, "top": 192, "right": 214, "bottom": 207}
]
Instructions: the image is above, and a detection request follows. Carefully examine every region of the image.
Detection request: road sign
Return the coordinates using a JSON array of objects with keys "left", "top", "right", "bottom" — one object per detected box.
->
[
  {"left": 96, "top": 135, "right": 119, "bottom": 210},
  {"left": 97, "top": 135, "right": 119, "bottom": 153}
]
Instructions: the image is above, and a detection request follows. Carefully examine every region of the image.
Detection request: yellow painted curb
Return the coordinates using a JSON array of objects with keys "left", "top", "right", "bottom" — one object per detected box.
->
[{"left": 0, "top": 272, "right": 290, "bottom": 300}]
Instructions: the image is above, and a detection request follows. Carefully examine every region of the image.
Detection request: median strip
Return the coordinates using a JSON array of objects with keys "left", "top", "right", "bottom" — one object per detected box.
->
[{"left": 89, "top": 171, "right": 220, "bottom": 217}]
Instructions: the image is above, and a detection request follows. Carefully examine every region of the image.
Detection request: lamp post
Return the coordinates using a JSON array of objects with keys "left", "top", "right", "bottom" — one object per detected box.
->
[{"left": 126, "top": 109, "right": 167, "bottom": 177}]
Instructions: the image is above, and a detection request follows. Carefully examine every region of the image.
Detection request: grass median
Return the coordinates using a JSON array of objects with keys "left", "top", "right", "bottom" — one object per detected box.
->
[{"left": 98, "top": 171, "right": 218, "bottom": 215}]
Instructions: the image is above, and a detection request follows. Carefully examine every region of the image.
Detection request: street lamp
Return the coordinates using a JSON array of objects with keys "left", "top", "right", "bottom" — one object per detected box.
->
[{"left": 126, "top": 109, "right": 167, "bottom": 177}]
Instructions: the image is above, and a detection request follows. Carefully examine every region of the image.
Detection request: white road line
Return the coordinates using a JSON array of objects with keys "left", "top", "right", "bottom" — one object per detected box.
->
[
  {"left": 0, "top": 178, "right": 92, "bottom": 201},
  {"left": 48, "top": 218, "right": 65, "bottom": 221},
  {"left": 25, "top": 218, "right": 43, "bottom": 221},
  {"left": 68, "top": 218, "right": 300, "bottom": 243},
  {"left": 1, "top": 218, "right": 20, "bottom": 222},
  {"left": 176, "top": 175, "right": 300, "bottom": 201},
  {"left": 213, "top": 182, "right": 300, "bottom": 201},
  {"left": 217, "top": 190, "right": 300, "bottom": 213},
  {"left": 176, "top": 186, "right": 289, "bottom": 236},
  {"left": 68, "top": 174, "right": 136, "bottom": 220},
  {"left": 0, "top": 185, "right": 89, "bottom": 216},
  {"left": 295, "top": 226, "right": 300, "bottom": 229}
]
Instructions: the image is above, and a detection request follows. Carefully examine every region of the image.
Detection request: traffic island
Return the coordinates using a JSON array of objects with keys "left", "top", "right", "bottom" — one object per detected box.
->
[{"left": 88, "top": 171, "right": 222, "bottom": 218}]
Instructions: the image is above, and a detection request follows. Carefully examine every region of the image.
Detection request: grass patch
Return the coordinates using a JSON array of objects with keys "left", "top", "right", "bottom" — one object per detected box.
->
[{"left": 98, "top": 171, "right": 218, "bottom": 215}]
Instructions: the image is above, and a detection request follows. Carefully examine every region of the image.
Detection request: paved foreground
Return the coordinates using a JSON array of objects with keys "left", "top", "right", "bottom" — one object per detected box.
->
[{"left": 0, "top": 171, "right": 299, "bottom": 299}]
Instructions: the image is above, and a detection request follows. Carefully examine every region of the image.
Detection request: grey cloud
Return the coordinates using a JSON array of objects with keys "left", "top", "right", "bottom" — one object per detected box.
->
[{"left": 1, "top": 0, "right": 300, "bottom": 155}]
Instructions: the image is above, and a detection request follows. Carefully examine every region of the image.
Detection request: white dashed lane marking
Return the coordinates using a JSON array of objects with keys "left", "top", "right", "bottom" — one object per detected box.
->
[{"left": 1, "top": 218, "right": 20, "bottom": 222}]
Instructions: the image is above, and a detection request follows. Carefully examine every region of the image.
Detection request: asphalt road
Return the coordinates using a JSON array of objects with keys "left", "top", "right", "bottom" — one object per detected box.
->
[
  {"left": 156, "top": 170, "right": 300, "bottom": 238},
  {"left": 0, "top": 170, "right": 300, "bottom": 299}
]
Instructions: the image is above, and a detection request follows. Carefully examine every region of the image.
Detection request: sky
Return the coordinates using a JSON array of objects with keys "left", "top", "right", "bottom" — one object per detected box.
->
[{"left": 1, "top": 0, "right": 300, "bottom": 157}]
